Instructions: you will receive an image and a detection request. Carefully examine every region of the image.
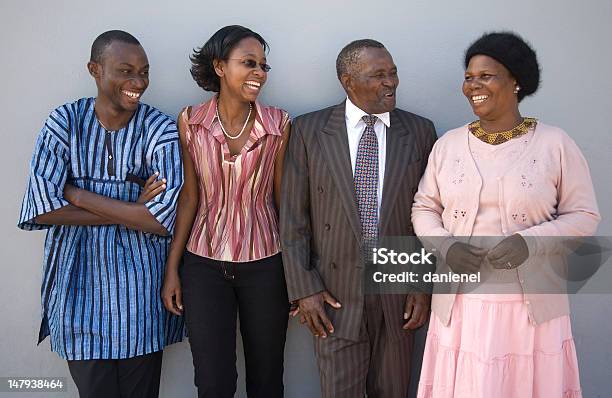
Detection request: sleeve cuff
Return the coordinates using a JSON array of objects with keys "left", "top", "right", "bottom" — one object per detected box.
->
[
  {"left": 285, "top": 269, "right": 326, "bottom": 302},
  {"left": 17, "top": 197, "right": 70, "bottom": 231},
  {"left": 145, "top": 200, "right": 176, "bottom": 236}
]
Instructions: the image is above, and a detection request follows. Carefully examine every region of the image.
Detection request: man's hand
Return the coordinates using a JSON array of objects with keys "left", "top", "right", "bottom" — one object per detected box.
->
[
  {"left": 298, "top": 291, "right": 341, "bottom": 338},
  {"left": 290, "top": 303, "right": 310, "bottom": 327},
  {"left": 161, "top": 268, "right": 183, "bottom": 316},
  {"left": 486, "top": 234, "right": 529, "bottom": 269},
  {"left": 403, "top": 293, "right": 430, "bottom": 329},
  {"left": 137, "top": 172, "right": 167, "bottom": 204},
  {"left": 446, "top": 242, "right": 488, "bottom": 274},
  {"left": 289, "top": 301, "right": 300, "bottom": 317}
]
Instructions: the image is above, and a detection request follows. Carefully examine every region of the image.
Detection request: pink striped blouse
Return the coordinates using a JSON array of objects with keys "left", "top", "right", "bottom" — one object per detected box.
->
[{"left": 183, "top": 96, "right": 290, "bottom": 262}]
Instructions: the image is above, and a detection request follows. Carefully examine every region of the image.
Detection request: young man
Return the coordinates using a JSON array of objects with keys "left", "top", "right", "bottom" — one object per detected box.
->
[{"left": 18, "top": 30, "right": 183, "bottom": 397}]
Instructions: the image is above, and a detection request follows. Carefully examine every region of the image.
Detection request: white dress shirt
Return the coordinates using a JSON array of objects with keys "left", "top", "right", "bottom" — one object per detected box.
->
[{"left": 344, "top": 97, "right": 389, "bottom": 216}]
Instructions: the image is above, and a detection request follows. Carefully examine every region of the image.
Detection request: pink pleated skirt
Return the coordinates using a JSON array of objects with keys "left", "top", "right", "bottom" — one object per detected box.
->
[{"left": 417, "top": 294, "right": 582, "bottom": 398}]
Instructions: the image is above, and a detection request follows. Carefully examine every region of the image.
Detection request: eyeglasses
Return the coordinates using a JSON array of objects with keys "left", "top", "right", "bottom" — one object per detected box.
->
[{"left": 228, "top": 58, "right": 271, "bottom": 72}]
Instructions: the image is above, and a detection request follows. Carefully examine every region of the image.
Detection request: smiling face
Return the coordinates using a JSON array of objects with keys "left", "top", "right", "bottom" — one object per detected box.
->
[
  {"left": 342, "top": 47, "right": 398, "bottom": 114},
  {"left": 463, "top": 55, "right": 519, "bottom": 122},
  {"left": 88, "top": 41, "right": 149, "bottom": 114},
  {"left": 215, "top": 37, "right": 268, "bottom": 102}
]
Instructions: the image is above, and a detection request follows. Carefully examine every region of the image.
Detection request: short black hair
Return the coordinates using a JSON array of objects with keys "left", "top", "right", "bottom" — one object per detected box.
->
[
  {"left": 90, "top": 30, "right": 141, "bottom": 63},
  {"left": 336, "top": 39, "right": 385, "bottom": 80},
  {"left": 190, "top": 25, "right": 269, "bottom": 92},
  {"left": 465, "top": 31, "right": 540, "bottom": 102}
]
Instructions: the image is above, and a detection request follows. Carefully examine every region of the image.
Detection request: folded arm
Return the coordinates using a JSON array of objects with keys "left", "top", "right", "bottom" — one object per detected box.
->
[
  {"left": 17, "top": 115, "right": 112, "bottom": 230},
  {"left": 64, "top": 185, "right": 168, "bottom": 235},
  {"left": 35, "top": 204, "right": 113, "bottom": 226}
]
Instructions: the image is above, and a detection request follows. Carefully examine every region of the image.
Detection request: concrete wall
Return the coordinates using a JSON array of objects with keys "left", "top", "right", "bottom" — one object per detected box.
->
[{"left": 1, "top": 0, "right": 611, "bottom": 396}]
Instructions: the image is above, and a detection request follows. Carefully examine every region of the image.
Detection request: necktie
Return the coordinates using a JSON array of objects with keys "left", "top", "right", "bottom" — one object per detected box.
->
[{"left": 354, "top": 115, "right": 379, "bottom": 244}]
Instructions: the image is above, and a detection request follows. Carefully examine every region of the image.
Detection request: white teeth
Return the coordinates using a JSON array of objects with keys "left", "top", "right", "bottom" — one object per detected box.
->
[
  {"left": 471, "top": 95, "right": 488, "bottom": 103},
  {"left": 122, "top": 90, "right": 141, "bottom": 99},
  {"left": 245, "top": 81, "right": 261, "bottom": 89}
]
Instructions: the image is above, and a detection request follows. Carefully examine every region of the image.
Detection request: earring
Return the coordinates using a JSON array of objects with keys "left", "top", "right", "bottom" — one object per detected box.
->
[{"left": 514, "top": 86, "right": 521, "bottom": 94}]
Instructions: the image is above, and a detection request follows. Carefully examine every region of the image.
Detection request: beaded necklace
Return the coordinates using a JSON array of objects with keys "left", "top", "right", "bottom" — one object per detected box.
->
[{"left": 469, "top": 117, "right": 537, "bottom": 145}]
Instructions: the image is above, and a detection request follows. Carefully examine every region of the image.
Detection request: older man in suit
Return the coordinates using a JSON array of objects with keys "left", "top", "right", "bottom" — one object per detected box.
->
[{"left": 281, "top": 39, "right": 437, "bottom": 397}]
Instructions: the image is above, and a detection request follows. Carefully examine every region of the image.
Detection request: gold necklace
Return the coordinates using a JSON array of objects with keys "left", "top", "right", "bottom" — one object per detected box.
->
[{"left": 469, "top": 117, "right": 537, "bottom": 145}]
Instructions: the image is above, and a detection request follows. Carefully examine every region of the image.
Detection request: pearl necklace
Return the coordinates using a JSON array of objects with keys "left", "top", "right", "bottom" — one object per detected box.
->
[{"left": 216, "top": 101, "right": 252, "bottom": 140}]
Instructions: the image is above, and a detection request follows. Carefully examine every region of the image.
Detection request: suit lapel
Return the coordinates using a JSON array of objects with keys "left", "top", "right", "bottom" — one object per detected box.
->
[
  {"left": 319, "top": 102, "right": 362, "bottom": 242},
  {"left": 380, "top": 109, "right": 413, "bottom": 234}
]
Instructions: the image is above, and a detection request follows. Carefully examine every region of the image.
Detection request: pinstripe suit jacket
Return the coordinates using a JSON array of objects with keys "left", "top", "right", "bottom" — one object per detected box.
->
[{"left": 281, "top": 101, "right": 437, "bottom": 342}]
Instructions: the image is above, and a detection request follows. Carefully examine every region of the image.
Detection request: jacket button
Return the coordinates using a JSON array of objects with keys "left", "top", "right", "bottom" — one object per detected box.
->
[
  {"left": 318, "top": 186, "right": 324, "bottom": 193},
  {"left": 325, "top": 223, "right": 331, "bottom": 231},
  {"left": 331, "top": 262, "right": 337, "bottom": 269}
]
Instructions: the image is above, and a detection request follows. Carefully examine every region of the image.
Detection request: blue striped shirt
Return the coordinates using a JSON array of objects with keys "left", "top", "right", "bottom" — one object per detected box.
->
[{"left": 18, "top": 98, "right": 185, "bottom": 360}]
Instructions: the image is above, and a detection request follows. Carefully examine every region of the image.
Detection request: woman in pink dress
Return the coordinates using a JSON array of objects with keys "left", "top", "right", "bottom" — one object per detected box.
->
[
  {"left": 413, "top": 32, "right": 600, "bottom": 397},
  {"left": 161, "top": 25, "right": 291, "bottom": 397}
]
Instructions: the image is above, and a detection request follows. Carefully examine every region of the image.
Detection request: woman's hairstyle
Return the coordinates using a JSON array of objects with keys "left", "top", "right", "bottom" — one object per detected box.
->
[
  {"left": 464, "top": 31, "right": 540, "bottom": 102},
  {"left": 190, "top": 25, "right": 268, "bottom": 92}
]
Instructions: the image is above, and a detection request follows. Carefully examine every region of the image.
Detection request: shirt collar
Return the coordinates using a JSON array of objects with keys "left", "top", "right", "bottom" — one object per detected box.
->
[
  {"left": 187, "top": 95, "right": 279, "bottom": 144},
  {"left": 345, "top": 97, "right": 391, "bottom": 129},
  {"left": 189, "top": 95, "right": 268, "bottom": 127}
]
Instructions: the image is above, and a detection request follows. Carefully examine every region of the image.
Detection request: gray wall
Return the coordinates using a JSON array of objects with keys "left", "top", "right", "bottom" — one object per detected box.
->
[{"left": 1, "top": 0, "right": 611, "bottom": 397}]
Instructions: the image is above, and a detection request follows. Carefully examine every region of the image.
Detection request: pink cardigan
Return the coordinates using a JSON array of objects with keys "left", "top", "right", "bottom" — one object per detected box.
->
[{"left": 412, "top": 122, "right": 601, "bottom": 325}]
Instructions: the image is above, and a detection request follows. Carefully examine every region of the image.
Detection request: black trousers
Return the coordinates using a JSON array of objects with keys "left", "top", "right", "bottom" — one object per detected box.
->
[
  {"left": 181, "top": 251, "right": 289, "bottom": 398},
  {"left": 67, "top": 351, "right": 163, "bottom": 398}
]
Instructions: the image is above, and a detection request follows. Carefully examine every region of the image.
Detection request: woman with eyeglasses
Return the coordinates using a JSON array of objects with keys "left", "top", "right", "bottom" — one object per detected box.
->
[
  {"left": 413, "top": 32, "right": 599, "bottom": 397},
  {"left": 161, "top": 25, "right": 290, "bottom": 397}
]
